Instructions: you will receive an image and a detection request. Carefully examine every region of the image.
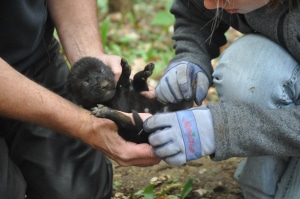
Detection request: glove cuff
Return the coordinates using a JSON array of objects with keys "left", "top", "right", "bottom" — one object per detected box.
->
[
  {"left": 176, "top": 110, "right": 202, "bottom": 160},
  {"left": 191, "top": 107, "right": 215, "bottom": 156}
]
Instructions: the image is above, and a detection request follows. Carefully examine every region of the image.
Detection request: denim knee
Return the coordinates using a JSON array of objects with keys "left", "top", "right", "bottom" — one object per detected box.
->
[{"left": 213, "top": 34, "right": 300, "bottom": 108}]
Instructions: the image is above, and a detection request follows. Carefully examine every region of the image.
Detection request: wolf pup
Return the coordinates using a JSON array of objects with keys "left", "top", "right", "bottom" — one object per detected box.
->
[{"left": 67, "top": 57, "right": 192, "bottom": 143}]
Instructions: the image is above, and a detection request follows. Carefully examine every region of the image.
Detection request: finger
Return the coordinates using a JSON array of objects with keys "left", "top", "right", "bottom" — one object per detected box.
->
[
  {"left": 165, "top": 69, "right": 184, "bottom": 102},
  {"left": 97, "top": 55, "right": 122, "bottom": 82},
  {"left": 194, "top": 72, "right": 209, "bottom": 105},
  {"left": 127, "top": 145, "right": 161, "bottom": 166},
  {"left": 152, "top": 141, "right": 181, "bottom": 158},
  {"left": 156, "top": 77, "right": 180, "bottom": 103},
  {"left": 155, "top": 81, "right": 174, "bottom": 103},
  {"left": 164, "top": 154, "right": 186, "bottom": 166},
  {"left": 143, "top": 113, "right": 174, "bottom": 132},
  {"left": 140, "top": 87, "right": 156, "bottom": 99},
  {"left": 148, "top": 128, "right": 173, "bottom": 146},
  {"left": 115, "top": 143, "right": 161, "bottom": 167},
  {"left": 138, "top": 112, "right": 152, "bottom": 121},
  {"left": 157, "top": 67, "right": 185, "bottom": 103},
  {"left": 177, "top": 63, "right": 193, "bottom": 100}
]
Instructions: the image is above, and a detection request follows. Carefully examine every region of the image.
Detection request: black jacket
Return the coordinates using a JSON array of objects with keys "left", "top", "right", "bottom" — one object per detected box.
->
[
  {"left": 0, "top": 0, "right": 54, "bottom": 72},
  {"left": 170, "top": 0, "right": 300, "bottom": 84}
]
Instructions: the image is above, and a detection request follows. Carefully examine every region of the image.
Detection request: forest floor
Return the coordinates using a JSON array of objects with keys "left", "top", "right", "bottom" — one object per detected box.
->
[{"left": 111, "top": 157, "right": 244, "bottom": 199}]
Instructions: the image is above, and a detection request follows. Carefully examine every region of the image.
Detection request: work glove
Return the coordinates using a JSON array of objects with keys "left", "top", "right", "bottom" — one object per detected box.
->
[
  {"left": 143, "top": 107, "right": 215, "bottom": 166},
  {"left": 155, "top": 61, "right": 209, "bottom": 105}
]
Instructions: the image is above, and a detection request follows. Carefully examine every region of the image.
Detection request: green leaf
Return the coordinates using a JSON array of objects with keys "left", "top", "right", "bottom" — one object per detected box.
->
[
  {"left": 143, "top": 184, "right": 156, "bottom": 199},
  {"left": 151, "top": 11, "right": 174, "bottom": 26},
  {"left": 99, "top": 17, "right": 110, "bottom": 46},
  {"left": 181, "top": 178, "right": 193, "bottom": 199},
  {"left": 134, "top": 189, "right": 144, "bottom": 196}
]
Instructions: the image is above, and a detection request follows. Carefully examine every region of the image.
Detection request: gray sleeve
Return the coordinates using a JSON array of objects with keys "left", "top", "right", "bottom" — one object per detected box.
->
[
  {"left": 208, "top": 101, "right": 300, "bottom": 161},
  {"left": 169, "top": 0, "right": 229, "bottom": 84}
]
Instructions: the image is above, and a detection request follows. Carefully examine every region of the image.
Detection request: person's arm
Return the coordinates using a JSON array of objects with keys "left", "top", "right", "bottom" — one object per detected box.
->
[
  {"left": 47, "top": 0, "right": 121, "bottom": 81},
  {"left": 208, "top": 101, "right": 300, "bottom": 161},
  {"left": 153, "top": 0, "right": 230, "bottom": 106},
  {"left": 47, "top": 0, "right": 160, "bottom": 166},
  {"left": 169, "top": 0, "right": 229, "bottom": 82},
  {"left": 0, "top": 58, "right": 160, "bottom": 166}
]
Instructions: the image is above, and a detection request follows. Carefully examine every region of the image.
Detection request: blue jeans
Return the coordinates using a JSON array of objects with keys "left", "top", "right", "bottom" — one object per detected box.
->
[{"left": 213, "top": 34, "right": 300, "bottom": 199}]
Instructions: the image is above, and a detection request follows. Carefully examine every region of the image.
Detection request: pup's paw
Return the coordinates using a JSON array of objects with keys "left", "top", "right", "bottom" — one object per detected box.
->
[{"left": 91, "top": 104, "right": 111, "bottom": 117}]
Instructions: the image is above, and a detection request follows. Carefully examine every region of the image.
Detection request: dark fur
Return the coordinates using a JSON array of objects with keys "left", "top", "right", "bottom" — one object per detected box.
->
[{"left": 67, "top": 57, "right": 193, "bottom": 143}]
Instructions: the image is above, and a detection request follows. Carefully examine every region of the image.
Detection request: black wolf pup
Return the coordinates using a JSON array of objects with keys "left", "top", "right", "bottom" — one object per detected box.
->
[{"left": 67, "top": 57, "right": 192, "bottom": 143}]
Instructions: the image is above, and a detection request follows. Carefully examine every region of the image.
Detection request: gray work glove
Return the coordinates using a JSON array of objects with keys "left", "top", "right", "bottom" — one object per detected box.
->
[
  {"left": 143, "top": 107, "right": 215, "bottom": 166},
  {"left": 155, "top": 61, "right": 209, "bottom": 105}
]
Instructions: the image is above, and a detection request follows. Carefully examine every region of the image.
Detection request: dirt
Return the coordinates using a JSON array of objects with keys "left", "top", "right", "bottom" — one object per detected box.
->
[{"left": 111, "top": 157, "right": 244, "bottom": 199}]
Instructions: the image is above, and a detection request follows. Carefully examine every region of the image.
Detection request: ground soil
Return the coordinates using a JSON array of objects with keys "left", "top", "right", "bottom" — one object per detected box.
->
[{"left": 111, "top": 157, "right": 244, "bottom": 199}]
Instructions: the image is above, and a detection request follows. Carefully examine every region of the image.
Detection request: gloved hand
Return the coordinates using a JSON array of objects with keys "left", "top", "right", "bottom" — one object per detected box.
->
[
  {"left": 143, "top": 107, "right": 215, "bottom": 166},
  {"left": 155, "top": 61, "right": 209, "bottom": 105}
]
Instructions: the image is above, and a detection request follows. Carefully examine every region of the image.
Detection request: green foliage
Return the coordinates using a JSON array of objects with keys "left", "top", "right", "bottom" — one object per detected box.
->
[
  {"left": 151, "top": 0, "right": 174, "bottom": 27},
  {"left": 113, "top": 180, "right": 121, "bottom": 190},
  {"left": 99, "top": 17, "right": 110, "bottom": 47},
  {"left": 151, "top": 11, "right": 174, "bottom": 26},
  {"left": 133, "top": 178, "right": 193, "bottom": 199},
  {"left": 97, "top": 0, "right": 108, "bottom": 13},
  {"left": 97, "top": 0, "right": 175, "bottom": 79},
  {"left": 181, "top": 178, "right": 193, "bottom": 199},
  {"left": 134, "top": 184, "right": 155, "bottom": 199},
  {"left": 143, "top": 184, "right": 156, "bottom": 199}
]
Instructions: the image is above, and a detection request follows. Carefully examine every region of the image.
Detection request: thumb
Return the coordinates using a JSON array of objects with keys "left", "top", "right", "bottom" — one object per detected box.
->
[{"left": 194, "top": 72, "right": 209, "bottom": 105}]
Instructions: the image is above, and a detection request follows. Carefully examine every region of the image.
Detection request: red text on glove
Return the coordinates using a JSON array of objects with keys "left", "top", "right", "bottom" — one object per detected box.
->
[{"left": 182, "top": 117, "right": 195, "bottom": 154}]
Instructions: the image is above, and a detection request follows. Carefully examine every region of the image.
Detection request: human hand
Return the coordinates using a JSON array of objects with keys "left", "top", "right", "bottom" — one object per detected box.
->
[
  {"left": 140, "top": 86, "right": 156, "bottom": 99},
  {"left": 96, "top": 54, "right": 122, "bottom": 82},
  {"left": 143, "top": 107, "right": 215, "bottom": 166},
  {"left": 155, "top": 61, "right": 209, "bottom": 105},
  {"left": 85, "top": 112, "right": 160, "bottom": 167}
]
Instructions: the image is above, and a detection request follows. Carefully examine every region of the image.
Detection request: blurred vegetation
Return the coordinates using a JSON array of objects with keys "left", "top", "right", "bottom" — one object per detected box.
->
[
  {"left": 95, "top": 0, "right": 241, "bottom": 105},
  {"left": 97, "top": 0, "right": 175, "bottom": 79}
]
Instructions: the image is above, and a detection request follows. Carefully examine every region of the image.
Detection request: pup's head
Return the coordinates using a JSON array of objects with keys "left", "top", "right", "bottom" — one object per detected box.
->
[{"left": 67, "top": 57, "right": 116, "bottom": 108}]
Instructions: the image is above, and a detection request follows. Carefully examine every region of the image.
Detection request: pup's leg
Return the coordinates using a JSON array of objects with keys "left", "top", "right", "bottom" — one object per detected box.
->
[
  {"left": 91, "top": 104, "right": 148, "bottom": 144},
  {"left": 117, "top": 58, "right": 132, "bottom": 88},
  {"left": 132, "top": 63, "right": 155, "bottom": 92}
]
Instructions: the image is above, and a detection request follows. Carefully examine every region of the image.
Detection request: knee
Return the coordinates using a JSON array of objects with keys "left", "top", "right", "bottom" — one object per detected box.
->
[{"left": 213, "top": 34, "right": 299, "bottom": 108}]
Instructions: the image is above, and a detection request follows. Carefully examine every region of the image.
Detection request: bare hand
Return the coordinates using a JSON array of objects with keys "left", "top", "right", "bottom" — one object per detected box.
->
[
  {"left": 85, "top": 113, "right": 160, "bottom": 167},
  {"left": 96, "top": 54, "right": 122, "bottom": 83}
]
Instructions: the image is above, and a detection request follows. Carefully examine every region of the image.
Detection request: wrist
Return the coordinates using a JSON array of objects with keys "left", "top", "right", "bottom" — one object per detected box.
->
[
  {"left": 78, "top": 110, "right": 118, "bottom": 150},
  {"left": 192, "top": 107, "right": 215, "bottom": 156},
  {"left": 61, "top": 106, "right": 95, "bottom": 141}
]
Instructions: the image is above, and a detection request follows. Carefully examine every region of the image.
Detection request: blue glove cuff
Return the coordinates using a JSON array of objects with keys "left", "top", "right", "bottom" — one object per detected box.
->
[{"left": 176, "top": 111, "right": 202, "bottom": 160}]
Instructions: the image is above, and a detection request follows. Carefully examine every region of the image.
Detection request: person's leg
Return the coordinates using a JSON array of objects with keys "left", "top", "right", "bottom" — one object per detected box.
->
[
  {"left": 0, "top": 138, "right": 26, "bottom": 199},
  {"left": 213, "top": 34, "right": 300, "bottom": 199},
  {"left": 274, "top": 157, "right": 300, "bottom": 199},
  {"left": 6, "top": 38, "right": 112, "bottom": 199}
]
